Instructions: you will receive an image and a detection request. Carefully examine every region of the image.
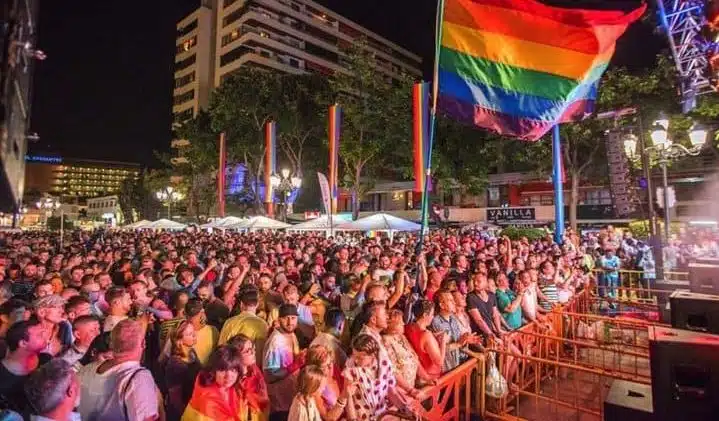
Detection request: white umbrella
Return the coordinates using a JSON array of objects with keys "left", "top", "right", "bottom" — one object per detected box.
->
[
  {"left": 288, "top": 215, "right": 344, "bottom": 231},
  {"left": 124, "top": 219, "right": 152, "bottom": 230},
  {"left": 201, "top": 216, "right": 246, "bottom": 229},
  {"left": 225, "top": 216, "right": 290, "bottom": 231},
  {"left": 147, "top": 219, "right": 187, "bottom": 230},
  {"left": 337, "top": 213, "right": 421, "bottom": 232}
]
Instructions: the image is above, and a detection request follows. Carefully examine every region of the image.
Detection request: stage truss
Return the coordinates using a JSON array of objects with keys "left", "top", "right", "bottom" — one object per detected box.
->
[{"left": 656, "top": 0, "right": 717, "bottom": 111}]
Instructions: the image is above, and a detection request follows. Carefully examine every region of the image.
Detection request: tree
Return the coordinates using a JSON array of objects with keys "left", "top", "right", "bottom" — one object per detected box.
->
[
  {"left": 210, "top": 68, "right": 283, "bottom": 213},
  {"left": 331, "top": 38, "right": 414, "bottom": 219},
  {"left": 118, "top": 170, "right": 165, "bottom": 222},
  {"left": 172, "top": 112, "right": 219, "bottom": 221},
  {"left": 276, "top": 74, "right": 333, "bottom": 177}
]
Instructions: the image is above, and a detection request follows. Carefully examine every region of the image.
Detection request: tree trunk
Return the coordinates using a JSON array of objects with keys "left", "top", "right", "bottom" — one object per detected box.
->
[{"left": 569, "top": 170, "right": 580, "bottom": 231}]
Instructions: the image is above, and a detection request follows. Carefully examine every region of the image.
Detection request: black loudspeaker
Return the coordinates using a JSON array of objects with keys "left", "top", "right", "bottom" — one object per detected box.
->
[
  {"left": 603, "top": 380, "right": 654, "bottom": 421},
  {"left": 688, "top": 262, "right": 719, "bottom": 294},
  {"left": 649, "top": 326, "right": 719, "bottom": 421},
  {"left": 670, "top": 290, "right": 719, "bottom": 334}
]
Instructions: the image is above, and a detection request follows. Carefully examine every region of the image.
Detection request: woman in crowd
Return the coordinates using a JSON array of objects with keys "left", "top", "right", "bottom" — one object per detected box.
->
[
  {"left": 381, "top": 309, "right": 435, "bottom": 388},
  {"left": 343, "top": 334, "right": 417, "bottom": 420},
  {"left": 160, "top": 320, "right": 202, "bottom": 421},
  {"left": 404, "top": 299, "right": 445, "bottom": 379},
  {"left": 287, "top": 366, "right": 325, "bottom": 421},
  {"left": 227, "top": 334, "right": 269, "bottom": 421},
  {"left": 182, "top": 345, "right": 245, "bottom": 421},
  {"left": 304, "top": 344, "right": 350, "bottom": 421}
]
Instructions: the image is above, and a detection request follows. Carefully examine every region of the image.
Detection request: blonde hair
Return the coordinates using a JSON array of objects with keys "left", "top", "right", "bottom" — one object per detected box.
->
[
  {"left": 306, "top": 344, "right": 333, "bottom": 367},
  {"left": 169, "top": 321, "right": 194, "bottom": 361},
  {"left": 33, "top": 294, "right": 66, "bottom": 309},
  {"left": 297, "top": 365, "right": 325, "bottom": 397}
]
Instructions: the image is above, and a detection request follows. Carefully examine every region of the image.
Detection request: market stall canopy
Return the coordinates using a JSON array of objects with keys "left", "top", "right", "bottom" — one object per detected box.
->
[
  {"left": 287, "top": 215, "right": 346, "bottom": 232},
  {"left": 201, "top": 216, "right": 247, "bottom": 229},
  {"left": 225, "top": 216, "right": 291, "bottom": 231},
  {"left": 147, "top": 219, "right": 187, "bottom": 230},
  {"left": 124, "top": 220, "right": 152, "bottom": 230},
  {"left": 337, "top": 213, "right": 421, "bottom": 232}
]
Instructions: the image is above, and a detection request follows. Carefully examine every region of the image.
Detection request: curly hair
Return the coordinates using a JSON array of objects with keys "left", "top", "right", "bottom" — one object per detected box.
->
[{"left": 351, "top": 334, "right": 380, "bottom": 356}]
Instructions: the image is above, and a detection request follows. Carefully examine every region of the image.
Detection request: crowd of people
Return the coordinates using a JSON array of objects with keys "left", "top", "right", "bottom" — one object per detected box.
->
[{"left": 0, "top": 223, "right": 714, "bottom": 421}]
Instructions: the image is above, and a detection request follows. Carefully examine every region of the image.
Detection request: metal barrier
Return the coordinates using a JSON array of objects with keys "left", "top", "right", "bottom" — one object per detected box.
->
[
  {"left": 379, "top": 355, "right": 486, "bottom": 421},
  {"left": 592, "top": 269, "right": 689, "bottom": 302},
  {"left": 485, "top": 288, "right": 668, "bottom": 421}
]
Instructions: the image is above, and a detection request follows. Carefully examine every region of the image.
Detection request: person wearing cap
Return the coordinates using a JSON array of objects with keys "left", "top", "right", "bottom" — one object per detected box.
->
[{"left": 263, "top": 303, "right": 305, "bottom": 419}]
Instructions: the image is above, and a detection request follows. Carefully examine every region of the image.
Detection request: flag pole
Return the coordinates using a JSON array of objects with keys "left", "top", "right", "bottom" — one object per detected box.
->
[
  {"left": 552, "top": 125, "right": 565, "bottom": 244},
  {"left": 418, "top": 0, "right": 446, "bottom": 254}
]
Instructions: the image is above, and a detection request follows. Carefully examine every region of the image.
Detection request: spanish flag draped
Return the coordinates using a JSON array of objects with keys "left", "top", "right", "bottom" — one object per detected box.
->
[
  {"left": 437, "top": 0, "right": 645, "bottom": 141},
  {"left": 181, "top": 375, "right": 268, "bottom": 421}
]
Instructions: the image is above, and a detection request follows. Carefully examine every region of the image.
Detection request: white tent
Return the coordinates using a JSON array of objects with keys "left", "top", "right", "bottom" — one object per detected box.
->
[
  {"left": 124, "top": 220, "right": 152, "bottom": 230},
  {"left": 337, "top": 213, "right": 421, "bottom": 232},
  {"left": 225, "top": 216, "right": 291, "bottom": 231},
  {"left": 201, "top": 216, "right": 246, "bottom": 229},
  {"left": 287, "top": 215, "right": 345, "bottom": 233},
  {"left": 147, "top": 219, "right": 187, "bottom": 230}
]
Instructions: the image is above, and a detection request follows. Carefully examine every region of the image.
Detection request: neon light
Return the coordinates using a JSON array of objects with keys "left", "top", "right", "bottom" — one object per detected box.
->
[{"left": 25, "top": 155, "right": 62, "bottom": 163}]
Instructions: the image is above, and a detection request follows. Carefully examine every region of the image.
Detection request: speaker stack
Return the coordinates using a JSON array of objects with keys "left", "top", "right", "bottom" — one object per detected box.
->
[
  {"left": 688, "top": 261, "right": 719, "bottom": 295},
  {"left": 603, "top": 380, "right": 654, "bottom": 421},
  {"left": 669, "top": 290, "right": 719, "bottom": 334},
  {"left": 648, "top": 326, "right": 719, "bottom": 421}
]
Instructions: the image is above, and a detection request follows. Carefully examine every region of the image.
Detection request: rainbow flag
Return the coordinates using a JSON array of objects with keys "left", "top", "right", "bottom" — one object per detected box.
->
[
  {"left": 264, "top": 121, "right": 277, "bottom": 205},
  {"left": 437, "top": 0, "right": 646, "bottom": 141},
  {"left": 328, "top": 105, "right": 341, "bottom": 214},
  {"left": 413, "top": 82, "right": 432, "bottom": 193}
]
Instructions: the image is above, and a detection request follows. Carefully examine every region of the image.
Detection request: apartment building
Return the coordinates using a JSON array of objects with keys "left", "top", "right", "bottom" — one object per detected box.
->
[
  {"left": 172, "top": 0, "right": 423, "bottom": 124},
  {"left": 24, "top": 155, "right": 141, "bottom": 199},
  {"left": 173, "top": 0, "right": 218, "bottom": 124}
]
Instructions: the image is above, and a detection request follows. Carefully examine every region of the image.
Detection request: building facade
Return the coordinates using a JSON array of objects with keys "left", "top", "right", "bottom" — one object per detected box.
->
[
  {"left": 24, "top": 155, "right": 141, "bottom": 199},
  {"left": 0, "top": 0, "right": 40, "bottom": 213},
  {"left": 87, "top": 194, "right": 122, "bottom": 226},
  {"left": 173, "top": 0, "right": 218, "bottom": 125},
  {"left": 172, "top": 0, "right": 422, "bottom": 124}
]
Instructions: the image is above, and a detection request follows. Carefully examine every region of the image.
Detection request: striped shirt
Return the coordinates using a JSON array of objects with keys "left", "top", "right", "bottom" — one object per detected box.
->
[{"left": 540, "top": 284, "right": 559, "bottom": 311}]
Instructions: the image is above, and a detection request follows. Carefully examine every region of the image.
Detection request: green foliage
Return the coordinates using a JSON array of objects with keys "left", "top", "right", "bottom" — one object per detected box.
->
[
  {"left": 276, "top": 74, "right": 333, "bottom": 176},
  {"left": 500, "top": 227, "right": 547, "bottom": 241},
  {"left": 46, "top": 215, "right": 73, "bottom": 231},
  {"left": 118, "top": 170, "right": 165, "bottom": 222},
  {"left": 173, "top": 112, "right": 219, "bottom": 221},
  {"left": 331, "top": 37, "right": 414, "bottom": 218},
  {"left": 628, "top": 219, "right": 682, "bottom": 239}
]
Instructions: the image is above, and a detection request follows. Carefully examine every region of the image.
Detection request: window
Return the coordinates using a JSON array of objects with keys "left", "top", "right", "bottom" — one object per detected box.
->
[
  {"left": 221, "top": 28, "right": 242, "bottom": 46},
  {"left": 305, "top": 42, "right": 338, "bottom": 62},
  {"left": 304, "top": 25, "right": 338, "bottom": 45},
  {"left": 584, "top": 189, "right": 612, "bottom": 205},
  {"left": 173, "top": 90, "right": 195, "bottom": 105},
  {"left": 174, "top": 108, "right": 194, "bottom": 123},
  {"left": 223, "top": 5, "right": 247, "bottom": 27},
  {"left": 175, "top": 54, "right": 196, "bottom": 71},
  {"left": 540, "top": 195, "right": 554, "bottom": 206},
  {"left": 175, "top": 36, "right": 197, "bottom": 54},
  {"left": 177, "top": 20, "right": 198, "bottom": 38},
  {"left": 219, "top": 45, "right": 253, "bottom": 67},
  {"left": 174, "top": 71, "right": 196, "bottom": 88}
]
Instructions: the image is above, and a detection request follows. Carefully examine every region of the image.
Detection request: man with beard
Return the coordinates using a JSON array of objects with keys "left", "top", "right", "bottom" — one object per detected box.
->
[
  {"left": 185, "top": 299, "right": 218, "bottom": 365},
  {"left": 196, "top": 280, "right": 229, "bottom": 330},
  {"left": 263, "top": 304, "right": 305, "bottom": 420}
]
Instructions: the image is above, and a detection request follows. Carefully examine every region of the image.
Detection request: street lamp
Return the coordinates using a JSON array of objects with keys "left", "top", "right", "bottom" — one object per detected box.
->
[
  {"left": 627, "top": 116, "right": 709, "bottom": 243},
  {"left": 156, "top": 186, "right": 183, "bottom": 219},
  {"left": 270, "top": 168, "right": 302, "bottom": 222},
  {"left": 36, "top": 198, "right": 64, "bottom": 245}
]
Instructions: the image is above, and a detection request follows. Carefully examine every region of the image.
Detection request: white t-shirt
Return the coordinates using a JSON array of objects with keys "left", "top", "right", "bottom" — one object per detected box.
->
[
  {"left": 521, "top": 284, "right": 539, "bottom": 320},
  {"left": 77, "top": 361, "right": 159, "bottom": 421}
]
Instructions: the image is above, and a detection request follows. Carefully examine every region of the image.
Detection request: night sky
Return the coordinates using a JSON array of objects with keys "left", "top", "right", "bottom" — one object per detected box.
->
[{"left": 29, "top": 0, "right": 665, "bottom": 166}]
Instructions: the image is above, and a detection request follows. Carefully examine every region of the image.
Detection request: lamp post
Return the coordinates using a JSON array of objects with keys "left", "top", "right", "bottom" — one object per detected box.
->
[
  {"left": 36, "top": 198, "right": 63, "bottom": 245},
  {"left": 155, "top": 186, "right": 183, "bottom": 219},
  {"left": 270, "top": 168, "right": 302, "bottom": 222},
  {"left": 624, "top": 114, "right": 708, "bottom": 242}
]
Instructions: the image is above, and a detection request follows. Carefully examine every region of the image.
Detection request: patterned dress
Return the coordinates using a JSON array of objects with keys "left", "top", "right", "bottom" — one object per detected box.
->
[{"left": 342, "top": 357, "right": 397, "bottom": 421}]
